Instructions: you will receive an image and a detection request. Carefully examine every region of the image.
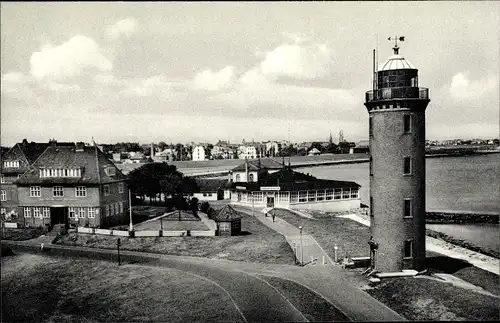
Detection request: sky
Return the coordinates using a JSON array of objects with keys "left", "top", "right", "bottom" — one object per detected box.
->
[{"left": 1, "top": 2, "right": 499, "bottom": 146}]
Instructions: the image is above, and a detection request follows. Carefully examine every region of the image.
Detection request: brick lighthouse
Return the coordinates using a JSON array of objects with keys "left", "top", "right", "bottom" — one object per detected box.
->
[{"left": 365, "top": 37, "right": 430, "bottom": 272}]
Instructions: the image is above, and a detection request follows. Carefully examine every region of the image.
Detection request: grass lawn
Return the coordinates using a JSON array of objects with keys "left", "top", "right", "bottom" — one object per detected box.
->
[
  {"left": 1, "top": 254, "right": 244, "bottom": 323},
  {"left": 0, "top": 228, "right": 47, "bottom": 241},
  {"left": 258, "top": 275, "right": 350, "bottom": 322},
  {"left": 133, "top": 218, "right": 209, "bottom": 231},
  {"left": 55, "top": 211, "right": 295, "bottom": 265},
  {"left": 366, "top": 276, "right": 499, "bottom": 321},
  {"left": 270, "top": 209, "right": 371, "bottom": 260}
]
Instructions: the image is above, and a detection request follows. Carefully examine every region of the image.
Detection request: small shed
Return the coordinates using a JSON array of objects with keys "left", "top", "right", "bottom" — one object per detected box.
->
[{"left": 212, "top": 205, "right": 242, "bottom": 236}]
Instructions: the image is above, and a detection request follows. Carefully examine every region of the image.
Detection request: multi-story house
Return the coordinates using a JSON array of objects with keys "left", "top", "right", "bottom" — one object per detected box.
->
[
  {"left": 1, "top": 140, "right": 49, "bottom": 221},
  {"left": 192, "top": 146, "right": 206, "bottom": 161},
  {"left": 15, "top": 142, "right": 129, "bottom": 229}
]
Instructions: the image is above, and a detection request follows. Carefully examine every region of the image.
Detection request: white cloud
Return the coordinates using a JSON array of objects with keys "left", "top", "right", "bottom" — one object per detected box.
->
[
  {"left": 30, "top": 35, "right": 112, "bottom": 81},
  {"left": 449, "top": 72, "right": 498, "bottom": 101},
  {"left": 106, "top": 18, "right": 138, "bottom": 40},
  {"left": 193, "top": 66, "right": 236, "bottom": 91},
  {"left": 121, "top": 75, "right": 188, "bottom": 97},
  {"left": 1, "top": 72, "right": 26, "bottom": 84},
  {"left": 45, "top": 82, "right": 81, "bottom": 92},
  {"left": 260, "top": 41, "right": 334, "bottom": 80}
]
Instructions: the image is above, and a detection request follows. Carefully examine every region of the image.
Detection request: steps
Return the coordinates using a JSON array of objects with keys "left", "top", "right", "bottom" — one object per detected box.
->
[{"left": 48, "top": 224, "right": 66, "bottom": 236}]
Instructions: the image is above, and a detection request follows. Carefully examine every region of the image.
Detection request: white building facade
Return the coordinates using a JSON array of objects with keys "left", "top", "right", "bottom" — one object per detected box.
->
[{"left": 192, "top": 146, "right": 206, "bottom": 161}]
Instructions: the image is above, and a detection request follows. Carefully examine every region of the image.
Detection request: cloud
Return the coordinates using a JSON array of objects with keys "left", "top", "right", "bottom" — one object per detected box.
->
[
  {"left": 259, "top": 41, "right": 334, "bottom": 80},
  {"left": 193, "top": 66, "right": 236, "bottom": 91},
  {"left": 30, "top": 35, "right": 112, "bottom": 81},
  {"left": 449, "top": 72, "right": 498, "bottom": 101},
  {"left": 106, "top": 18, "right": 138, "bottom": 40}
]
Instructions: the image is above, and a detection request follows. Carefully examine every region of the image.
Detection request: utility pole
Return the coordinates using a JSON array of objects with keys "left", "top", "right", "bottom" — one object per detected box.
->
[
  {"left": 128, "top": 189, "right": 133, "bottom": 229},
  {"left": 299, "top": 226, "right": 304, "bottom": 266}
]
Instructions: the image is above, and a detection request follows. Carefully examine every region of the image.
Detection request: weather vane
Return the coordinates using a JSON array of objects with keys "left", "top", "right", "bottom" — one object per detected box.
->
[{"left": 388, "top": 36, "right": 405, "bottom": 55}]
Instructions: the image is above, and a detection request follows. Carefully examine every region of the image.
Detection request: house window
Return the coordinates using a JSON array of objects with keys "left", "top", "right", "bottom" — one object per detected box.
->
[
  {"left": 53, "top": 186, "right": 64, "bottom": 197},
  {"left": 30, "top": 186, "right": 41, "bottom": 197},
  {"left": 219, "top": 222, "right": 230, "bottom": 231},
  {"left": 403, "top": 115, "right": 412, "bottom": 133},
  {"left": 0, "top": 208, "right": 5, "bottom": 215},
  {"left": 42, "top": 207, "right": 50, "bottom": 218},
  {"left": 78, "top": 207, "right": 86, "bottom": 218},
  {"left": 114, "top": 203, "right": 118, "bottom": 215},
  {"left": 69, "top": 207, "right": 76, "bottom": 218},
  {"left": 1, "top": 190, "right": 6, "bottom": 201},
  {"left": 298, "top": 191, "right": 307, "bottom": 203},
  {"left": 370, "top": 197, "right": 374, "bottom": 218},
  {"left": 119, "top": 202, "right": 123, "bottom": 214},
  {"left": 325, "top": 189, "right": 334, "bottom": 200},
  {"left": 105, "top": 167, "right": 116, "bottom": 176},
  {"left": 33, "top": 207, "right": 41, "bottom": 218},
  {"left": 308, "top": 191, "right": 316, "bottom": 202},
  {"left": 24, "top": 207, "right": 31, "bottom": 217},
  {"left": 342, "top": 188, "right": 351, "bottom": 199},
  {"left": 118, "top": 182, "right": 124, "bottom": 193},
  {"left": 235, "top": 174, "right": 241, "bottom": 182},
  {"left": 203, "top": 193, "right": 207, "bottom": 197},
  {"left": 249, "top": 173, "right": 254, "bottom": 182},
  {"left": 105, "top": 205, "right": 110, "bottom": 217},
  {"left": 317, "top": 190, "right": 325, "bottom": 201},
  {"left": 404, "top": 240, "right": 413, "bottom": 258},
  {"left": 88, "top": 208, "right": 96, "bottom": 218},
  {"left": 403, "top": 157, "right": 412, "bottom": 175},
  {"left": 334, "top": 189, "right": 341, "bottom": 200},
  {"left": 103, "top": 185, "right": 110, "bottom": 196},
  {"left": 350, "top": 188, "right": 359, "bottom": 199},
  {"left": 4, "top": 161, "right": 19, "bottom": 168},
  {"left": 0, "top": 175, "right": 4, "bottom": 183},
  {"left": 404, "top": 199, "right": 413, "bottom": 218},
  {"left": 75, "top": 186, "right": 87, "bottom": 197},
  {"left": 208, "top": 193, "right": 212, "bottom": 197}
]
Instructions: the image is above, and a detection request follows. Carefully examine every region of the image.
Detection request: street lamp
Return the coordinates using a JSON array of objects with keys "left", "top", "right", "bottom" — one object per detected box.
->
[
  {"left": 117, "top": 238, "right": 121, "bottom": 266},
  {"left": 299, "top": 226, "right": 303, "bottom": 266}
]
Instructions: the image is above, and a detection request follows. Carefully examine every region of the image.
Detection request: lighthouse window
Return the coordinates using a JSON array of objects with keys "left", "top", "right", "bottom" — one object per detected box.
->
[
  {"left": 369, "top": 157, "right": 373, "bottom": 176},
  {"left": 403, "top": 157, "right": 412, "bottom": 175},
  {"left": 404, "top": 115, "right": 412, "bottom": 133},
  {"left": 370, "top": 197, "right": 374, "bottom": 218},
  {"left": 404, "top": 199, "right": 413, "bottom": 218},
  {"left": 404, "top": 240, "right": 413, "bottom": 258},
  {"left": 369, "top": 118, "right": 373, "bottom": 137}
]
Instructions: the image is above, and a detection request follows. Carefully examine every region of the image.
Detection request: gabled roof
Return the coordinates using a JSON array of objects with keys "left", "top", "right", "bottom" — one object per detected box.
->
[
  {"left": 16, "top": 144, "right": 126, "bottom": 185},
  {"left": 0, "top": 141, "right": 52, "bottom": 174},
  {"left": 212, "top": 205, "right": 242, "bottom": 222},
  {"left": 231, "top": 158, "right": 284, "bottom": 172},
  {"left": 356, "top": 140, "right": 370, "bottom": 148},
  {"left": 194, "top": 178, "right": 230, "bottom": 192}
]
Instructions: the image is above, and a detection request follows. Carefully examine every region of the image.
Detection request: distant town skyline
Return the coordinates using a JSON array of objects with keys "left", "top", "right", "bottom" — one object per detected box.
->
[{"left": 1, "top": 2, "right": 499, "bottom": 147}]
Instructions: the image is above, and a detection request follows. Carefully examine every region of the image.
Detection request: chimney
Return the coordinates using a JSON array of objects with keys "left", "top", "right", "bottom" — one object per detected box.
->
[{"left": 76, "top": 142, "right": 85, "bottom": 152}]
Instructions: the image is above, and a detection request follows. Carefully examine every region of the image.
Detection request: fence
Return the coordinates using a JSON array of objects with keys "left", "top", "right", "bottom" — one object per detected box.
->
[{"left": 76, "top": 227, "right": 215, "bottom": 237}]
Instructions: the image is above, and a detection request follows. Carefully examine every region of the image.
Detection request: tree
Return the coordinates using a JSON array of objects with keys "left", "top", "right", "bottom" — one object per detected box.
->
[
  {"left": 190, "top": 197, "right": 199, "bottom": 217},
  {"left": 338, "top": 141, "right": 354, "bottom": 154},
  {"left": 279, "top": 144, "right": 298, "bottom": 157},
  {"left": 309, "top": 142, "right": 325, "bottom": 154},
  {"left": 325, "top": 142, "right": 340, "bottom": 154},
  {"left": 158, "top": 141, "right": 168, "bottom": 151},
  {"left": 159, "top": 174, "right": 182, "bottom": 203}
]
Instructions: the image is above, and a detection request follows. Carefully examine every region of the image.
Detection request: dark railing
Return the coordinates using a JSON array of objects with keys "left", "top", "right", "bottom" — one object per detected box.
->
[{"left": 365, "top": 87, "right": 429, "bottom": 102}]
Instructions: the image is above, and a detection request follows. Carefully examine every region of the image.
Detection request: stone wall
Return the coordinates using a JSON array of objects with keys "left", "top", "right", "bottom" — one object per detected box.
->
[{"left": 426, "top": 211, "right": 499, "bottom": 224}]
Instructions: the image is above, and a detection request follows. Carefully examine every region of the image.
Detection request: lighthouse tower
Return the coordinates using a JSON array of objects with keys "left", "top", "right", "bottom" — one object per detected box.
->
[{"left": 365, "top": 38, "right": 430, "bottom": 272}]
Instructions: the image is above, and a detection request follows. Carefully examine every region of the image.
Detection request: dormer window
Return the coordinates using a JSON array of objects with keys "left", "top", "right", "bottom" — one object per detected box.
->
[
  {"left": 3, "top": 161, "right": 20, "bottom": 168},
  {"left": 40, "top": 168, "right": 82, "bottom": 178},
  {"left": 104, "top": 167, "right": 116, "bottom": 176}
]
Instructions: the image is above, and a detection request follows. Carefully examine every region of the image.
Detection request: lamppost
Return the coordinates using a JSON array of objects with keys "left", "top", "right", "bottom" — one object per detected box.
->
[
  {"left": 117, "top": 238, "right": 121, "bottom": 266},
  {"left": 299, "top": 226, "right": 303, "bottom": 266}
]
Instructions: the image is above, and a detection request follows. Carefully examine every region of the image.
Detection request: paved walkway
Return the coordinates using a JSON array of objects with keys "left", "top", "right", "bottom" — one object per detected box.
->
[{"left": 234, "top": 206, "right": 335, "bottom": 267}]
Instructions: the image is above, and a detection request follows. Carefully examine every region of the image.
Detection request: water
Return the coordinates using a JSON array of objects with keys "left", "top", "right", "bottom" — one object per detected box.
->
[
  {"left": 300, "top": 154, "right": 500, "bottom": 254},
  {"left": 427, "top": 223, "right": 499, "bottom": 253},
  {"left": 300, "top": 153, "right": 500, "bottom": 213}
]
